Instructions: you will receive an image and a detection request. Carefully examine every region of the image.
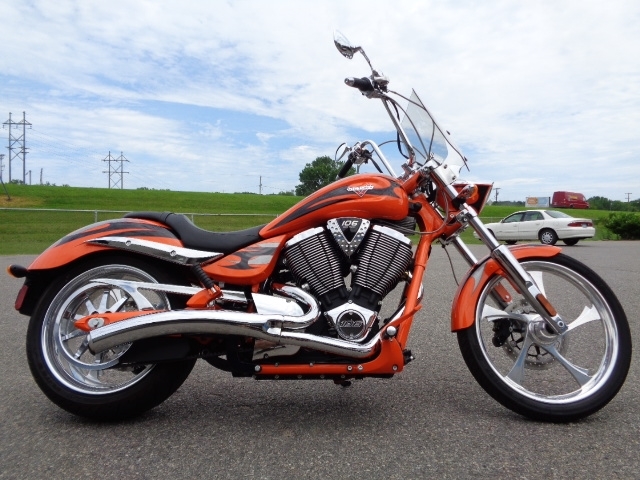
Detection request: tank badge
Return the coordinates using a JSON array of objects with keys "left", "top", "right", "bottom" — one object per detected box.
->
[{"left": 346, "top": 183, "right": 374, "bottom": 197}]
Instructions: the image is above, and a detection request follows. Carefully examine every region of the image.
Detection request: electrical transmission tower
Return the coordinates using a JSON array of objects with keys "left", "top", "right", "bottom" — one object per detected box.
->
[
  {"left": 3, "top": 112, "right": 31, "bottom": 183},
  {"left": 102, "top": 151, "right": 129, "bottom": 189}
]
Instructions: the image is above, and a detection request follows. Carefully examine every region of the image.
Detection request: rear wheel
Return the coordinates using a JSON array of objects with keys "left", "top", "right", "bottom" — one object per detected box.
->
[
  {"left": 27, "top": 256, "right": 196, "bottom": 420},
  {"left": 563, "top": 239, "right": 580, "bottom": 246},
  {"left": 539, "top": 229, "right": 558, "bottom": 245},
  {"left": 457, "top": 254, "right": 631, "bottom": 421}
]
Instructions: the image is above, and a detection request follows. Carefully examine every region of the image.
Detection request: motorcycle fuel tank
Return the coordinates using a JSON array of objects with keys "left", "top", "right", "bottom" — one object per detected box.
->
[{"left": 260, "top": 174, "right": 410, "bottom": 238}]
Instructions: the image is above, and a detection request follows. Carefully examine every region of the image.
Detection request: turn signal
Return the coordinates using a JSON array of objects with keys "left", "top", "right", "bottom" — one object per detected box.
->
[
  {"left": 452, "top": 183, "right": 479, "bottom": 209},
  {"left": 7, "top": 265, "right": 28, "bottom": 278}
]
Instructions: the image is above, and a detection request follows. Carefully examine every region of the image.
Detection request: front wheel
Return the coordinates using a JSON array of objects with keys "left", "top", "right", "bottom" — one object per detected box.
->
[
  {"left": 27, "top": 256, "right": 196, "bottom": 420},
  {"left": 457, "top": 253, "right": 631, "bottom": 422}
]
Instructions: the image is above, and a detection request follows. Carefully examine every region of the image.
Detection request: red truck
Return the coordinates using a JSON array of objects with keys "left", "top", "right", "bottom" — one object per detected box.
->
[{"left": 551, "top": 191, "right": 589, "bottom": 209}]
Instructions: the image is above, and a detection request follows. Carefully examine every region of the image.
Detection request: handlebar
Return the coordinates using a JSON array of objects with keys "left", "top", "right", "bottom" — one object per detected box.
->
[
  {"left": 335, "top": 141, "right": 399, "bottom": 179},
  {"left": 344, "top": 77, "right": 374, "bottom": 93}
]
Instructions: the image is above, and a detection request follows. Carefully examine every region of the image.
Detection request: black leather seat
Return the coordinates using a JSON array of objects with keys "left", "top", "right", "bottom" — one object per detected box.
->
[{"left": 124, "top": 211, "right": 264, "bottom": 254}]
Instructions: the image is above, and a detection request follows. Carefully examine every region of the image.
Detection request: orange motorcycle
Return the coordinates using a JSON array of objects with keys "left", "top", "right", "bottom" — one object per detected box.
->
[{"left": 9, "top": 33, "right": 631, "bottom": 422}]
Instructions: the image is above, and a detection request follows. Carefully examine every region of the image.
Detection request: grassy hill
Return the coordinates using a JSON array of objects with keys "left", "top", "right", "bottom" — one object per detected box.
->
[
  {"left": 0, "top": 184, "right": 298, "bottom": 213},
  {"left": 0, "top": 183, "right": 614, "bottom": 255},
  {"left": 0, "top": 184, "right": 302, "bottom": 254}
]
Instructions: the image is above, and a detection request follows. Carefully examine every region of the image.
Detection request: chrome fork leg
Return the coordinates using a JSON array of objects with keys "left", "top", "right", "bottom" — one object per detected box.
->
[{"left": 490, "top": 245, "right": 568, "bottom": 334}]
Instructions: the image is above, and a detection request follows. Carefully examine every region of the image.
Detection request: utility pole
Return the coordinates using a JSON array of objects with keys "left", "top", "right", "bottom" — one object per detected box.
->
[
  {"left": 102, "top": 151, "right": 129, "bottom": 189},
  {"left": 625, "top": 193, "right": 632, "bottom": 202},
  {"left": 116, "top": 152, "right": 129, "bottom": 189},
  {"left": 3, "top": 112, "right": 31, "bottom": 183},
  {"left": 494, "top": 187, "right": 500, "bottom": 204},
  {"left": 40, "top": 168, "right": 43, "bottom": 185},
  {"left": 0, "top": 154, "right": 9, "bottom": 200},
  {"left": 259, "top": 176, "right": 263, "bottom": 195},
  {"left": 103, "top": 151, "right": 114, "bottom": 188}
]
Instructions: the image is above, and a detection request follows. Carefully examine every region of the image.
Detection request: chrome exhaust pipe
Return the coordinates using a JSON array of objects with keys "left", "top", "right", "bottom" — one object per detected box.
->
[{"left": 86, "top": 284, "right": 383, "bottom": 359}]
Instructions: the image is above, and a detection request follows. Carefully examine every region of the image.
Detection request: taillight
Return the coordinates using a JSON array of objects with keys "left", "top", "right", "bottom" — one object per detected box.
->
[
  {"left": 15, "top": 284, "right": 28, "bottom": 311},
  {"left": 567, "top": 221, "right": 593, "bottom": 227}
]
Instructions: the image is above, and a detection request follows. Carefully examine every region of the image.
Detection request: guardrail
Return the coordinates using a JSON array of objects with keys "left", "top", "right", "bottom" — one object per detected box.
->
[
  {"left": 0, "top": 207, "right": 502, "bottom": 225},
  {"left": 0, "top": 207, "right": 509, "bottom": 255},
  {"left": 0, "top": 207, "right": 278, "bottom": 225},
  {"left": 0, "top": 208, "right": 282, "bottom": 255}
]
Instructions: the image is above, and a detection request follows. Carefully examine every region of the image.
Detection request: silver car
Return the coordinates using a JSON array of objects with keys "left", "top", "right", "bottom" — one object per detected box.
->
[{"left": 477, "top": 209, "right": 595, "bottom": 245}]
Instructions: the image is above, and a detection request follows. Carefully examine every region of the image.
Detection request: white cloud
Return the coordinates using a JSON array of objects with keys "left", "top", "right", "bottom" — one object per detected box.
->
[{"left": 0, "top": 0, "right": 638, "bottom": 200}]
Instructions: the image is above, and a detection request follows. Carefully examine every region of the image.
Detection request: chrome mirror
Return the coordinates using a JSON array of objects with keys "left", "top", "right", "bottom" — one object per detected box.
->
[{"left": 333, "top": 31, "right": 360, "bottom": 59}]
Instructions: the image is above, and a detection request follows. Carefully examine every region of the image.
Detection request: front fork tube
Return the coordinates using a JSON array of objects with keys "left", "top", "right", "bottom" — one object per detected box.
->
[
  {"left": 489, "top": 243, "right": 568, "bottom": 334},
  {"left": 448, "top": 196, "right": 568, "bottom": 335}
]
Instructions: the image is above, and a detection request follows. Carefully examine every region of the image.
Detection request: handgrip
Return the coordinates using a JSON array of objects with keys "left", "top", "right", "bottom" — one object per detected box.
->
[
  {"left": 336, "top": 158, "right": 354, "bottom": 179},
  {"left": 344, "top": 77, "right": 374, "bottom": 92}
]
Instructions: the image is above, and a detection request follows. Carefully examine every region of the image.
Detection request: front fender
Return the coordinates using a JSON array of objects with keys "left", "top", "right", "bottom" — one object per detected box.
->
[{"left": 451, "top": 245, "right": 562, "bottom": 332}]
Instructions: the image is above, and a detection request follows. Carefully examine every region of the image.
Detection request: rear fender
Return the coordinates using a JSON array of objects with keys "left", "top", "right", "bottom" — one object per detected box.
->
[
  {"left": 27, "top": 218, "right": 183, "bottom": 271},
  {"left": 451, "top": 245, "right": 562, "bottom": 331},
  {"left": 15, "top": 219, "right": 184, "bottom": 316}
]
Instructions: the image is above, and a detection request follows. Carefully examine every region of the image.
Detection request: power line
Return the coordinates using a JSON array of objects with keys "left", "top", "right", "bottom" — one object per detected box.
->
[{"left": 29, "top": 128, "right": 183, "bottom": 191}]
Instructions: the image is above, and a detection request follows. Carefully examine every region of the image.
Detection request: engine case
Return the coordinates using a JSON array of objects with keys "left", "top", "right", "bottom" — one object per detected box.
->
[{"left": 283, "top": 219, "right": 413, "bottom": 342}]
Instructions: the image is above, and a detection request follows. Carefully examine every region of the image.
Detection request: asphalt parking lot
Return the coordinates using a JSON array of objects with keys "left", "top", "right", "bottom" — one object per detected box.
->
[{"left": 1, "top": 241, "right": 639, "bottom": 479}]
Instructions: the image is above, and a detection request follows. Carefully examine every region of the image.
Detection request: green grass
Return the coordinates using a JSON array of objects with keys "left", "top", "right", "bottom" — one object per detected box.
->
[
  {"left": 0, "top": 184, "right": 299, "bottom": 213},
  {"left": 0, "top": 183, "right": 618, "bottom": 255},
  {"left": 0, "top": 184, "right": 300, "bottom": 254}
]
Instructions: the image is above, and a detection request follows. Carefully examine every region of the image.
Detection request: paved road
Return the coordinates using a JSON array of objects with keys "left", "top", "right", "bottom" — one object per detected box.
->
[{"left": 1, "top": 242, "right": 639, "bottom": 479}]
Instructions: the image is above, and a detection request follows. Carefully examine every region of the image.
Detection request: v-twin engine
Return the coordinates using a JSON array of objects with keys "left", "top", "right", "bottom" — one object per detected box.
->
[{"left": 283, "top": 218, "right": 413, "bottom": 342}]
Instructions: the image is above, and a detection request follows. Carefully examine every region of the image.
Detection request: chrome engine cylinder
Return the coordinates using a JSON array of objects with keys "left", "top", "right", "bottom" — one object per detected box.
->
[
  {"left": 283, "top": 227, "right": 345, "bottom": 298},
  {"left": 283, "top": 222, "right": 413, "bottom": 342},
  {"left": 352, "top": 225, "right": 413, "bottom": 297}
]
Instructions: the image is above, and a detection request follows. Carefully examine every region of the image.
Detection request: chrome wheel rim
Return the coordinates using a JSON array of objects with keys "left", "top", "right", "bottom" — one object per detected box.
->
[
  {"left": 476, "top": 260, "right": 618, "bottom": 404},
  {"left": 41, "top": 265, "right": 170, "bottom": 395}
]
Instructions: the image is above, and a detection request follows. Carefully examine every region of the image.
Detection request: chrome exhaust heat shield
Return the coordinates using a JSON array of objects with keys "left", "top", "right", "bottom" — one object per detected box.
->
[{"left": 86, "top": 284, "right": 384, "bottom": 360}]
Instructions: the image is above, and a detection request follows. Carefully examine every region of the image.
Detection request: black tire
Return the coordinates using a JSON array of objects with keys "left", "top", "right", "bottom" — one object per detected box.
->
[
  {"left": 563, "top": 239, "right": 580, "bottom": 246},
  {"left": 505, "top": 240, "right": 517, "bottom": 245},
  {"left": 26, "top": 255, "right": 196, "bottom": 421},
  {"left": 539, "top": 228, "right": 558, "bottom": 245},
  {"left": 457, "top": 253, "right": 631, "bottom": 422}
]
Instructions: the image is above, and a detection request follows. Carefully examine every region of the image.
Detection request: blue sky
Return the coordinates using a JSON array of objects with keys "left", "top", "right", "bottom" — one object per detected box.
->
[{"left": 1, "top": 1, "right": 639, "bottom": 201}]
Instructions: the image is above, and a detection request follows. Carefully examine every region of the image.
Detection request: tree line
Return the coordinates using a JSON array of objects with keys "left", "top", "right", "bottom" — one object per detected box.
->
[
  {"left": 289, "top": 156, "right": 640, "bottom": 213},
  {"left": 493, "top": 197, "right": 640, "bottom": 212}
]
